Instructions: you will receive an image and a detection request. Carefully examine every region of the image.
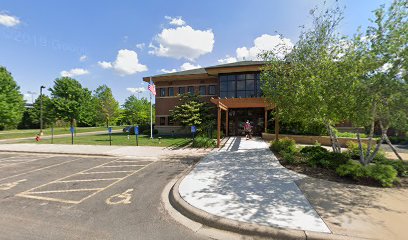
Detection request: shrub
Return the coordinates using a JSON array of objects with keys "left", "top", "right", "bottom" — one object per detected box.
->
[
  {"left": 366, "top": 164, "right": 399, "bottom": 187},
  {"left": 374, "top": 158, "right": 408, "bottom": 177},
  {"left": 270, "top": 138, "right": 297, "bottom": 154},
  {"left": 336, "top": 132, "right": 367, "bottom": 138},
  {"left": 336, "top": 160, "right": 367, "bottom": 179},
  {"left": 191, "top": 136, "right": 216, "bottom": 148},
  {"left": 308, "top": 151, "right": 349, "bottom": 169},
  {"left": 281, "top": 151, "right": 298, "bottom": 164},
  {"left": 346, "top": 141, "right": 386, "bottom": 162},
  {"left": 300, "top": 146, "right": 328, "bottom": 157},
  {"left": 141, "top": 129, "right": 159, "bottom": 135}
]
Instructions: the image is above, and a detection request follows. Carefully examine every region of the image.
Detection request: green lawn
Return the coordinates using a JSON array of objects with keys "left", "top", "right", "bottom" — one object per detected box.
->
[
  {"left": 19, "top": 132, "right": 193, "bottom": 148},
  {"left": 0, "top": 126, "right": 123, "bottom": 140}
]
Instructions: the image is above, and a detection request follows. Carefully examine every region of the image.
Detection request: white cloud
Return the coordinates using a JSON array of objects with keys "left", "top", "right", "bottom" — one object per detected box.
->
[
  {"left": 218, "top": 34, "right": 294, "bottom": 62},
  {"left": 98, "top": 49, "right": 148, "bottom": 75},
  {"left": 0, "top": 13, "right": 20, "bottom": 27},
  {"left": 136, "top": 43, "right": 145, "bottom": 50},
  {"left": 180, "top": 62, "right": 201, "bottom": 71},
  {"left": 160, "top": 62, "right": 201, "bottom": 73},
  {"left": 149, "top": 25, "right": 214, "bottom": 61},
  {"left": 165, "top": 16, "right": 186, "bottom": 26},
  {"left": 126, "top": 87, "right": 146, "bottom": 94},
  {"left": 60, "top": 68, "right": 89, "bottom": 77},
  {"left": 79, "top": 55, "right": 87, "bottom": 62}
]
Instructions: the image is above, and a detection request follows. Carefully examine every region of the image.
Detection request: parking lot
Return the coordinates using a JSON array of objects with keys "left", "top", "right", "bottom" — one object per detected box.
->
[{"left": 0, "top": 152, "right": 208, "bottom": 240}]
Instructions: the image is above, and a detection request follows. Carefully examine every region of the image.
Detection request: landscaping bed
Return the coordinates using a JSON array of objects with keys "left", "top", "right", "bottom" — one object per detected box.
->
[{"left": 271, "top": 138, "right": 408, "bottom": 188}]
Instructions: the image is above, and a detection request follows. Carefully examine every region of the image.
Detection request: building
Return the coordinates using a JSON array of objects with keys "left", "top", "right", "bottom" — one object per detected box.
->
[{"left": 143, "top": 61, "right": 277, "bottom": 147}]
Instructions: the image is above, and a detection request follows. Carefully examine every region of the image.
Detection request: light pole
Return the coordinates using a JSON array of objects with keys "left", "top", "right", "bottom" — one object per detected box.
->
[{"left": 39, "top": 86, "right": 45, "bottom": 136}]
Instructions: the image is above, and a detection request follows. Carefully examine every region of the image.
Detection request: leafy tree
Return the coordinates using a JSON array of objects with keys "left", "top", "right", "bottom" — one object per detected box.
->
[
  {"left": 350, "top": 0, "right": 408, "bottom": 163},
  {"left": 170, "top": 94, "right": 214, "bottom": 132},
  {"left": 49, "top": 77, "right": 90, "bottom": 128},
  {"left": 77, "top": 89, "right": 99, "bottom": 127},
  {"left": 94, "top": 85, "right": 120, "bottom": 127},
  {"left": 122, "top": 96, "right": 152, "bottom": 125},
  {"left": 261, "top": 4, "right": 355, "bottom": 153},
  {"left": 0, "top": 66, "right": 25, "bottom": 130},
  {"left": 18, "top": 95, "right": 55, "bottom": 129}
]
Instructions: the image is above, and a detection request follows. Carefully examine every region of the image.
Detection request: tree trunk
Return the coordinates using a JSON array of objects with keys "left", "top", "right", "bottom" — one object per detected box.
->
[
  {"left": 384, "top": 133, "right": 403, "bottom": 161},
  {"left": 366, "top": 118, "right": 375, "bottom": 160},
  {"left": 366, "top": 121, "right": 387, "bottom": 164},
  {"left": 356, "top": 132, "right": 366, "bottom": 165},
  {"left": 326, "top": 122, "right": 341, "bottom": 153}
]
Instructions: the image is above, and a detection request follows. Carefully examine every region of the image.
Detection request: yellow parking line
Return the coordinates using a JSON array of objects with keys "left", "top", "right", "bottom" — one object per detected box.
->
[
  {"left": 99, "top": 165, "right": 145, "bottom": 168},
  {"left": 0, "top": 157, "right": 51, "bottom": 169},
  {"left": 57, "top": 178, "right": 120, "bottom": 183},
  {"left": 14, "top": 194, "right": 80, "bottom": 204},
  {"left": 78, "top": 171, "right": 134, "bottom": 174},
  {"left": 28, "top": 188, "right": 102, "bottom": 194}
]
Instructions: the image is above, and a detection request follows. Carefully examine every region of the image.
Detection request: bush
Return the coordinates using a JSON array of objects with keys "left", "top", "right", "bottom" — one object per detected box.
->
[
  {"left": 336, "top": 132, "right": 367, "bottom": 138},
  {"left": 191, "top": 136, "right": 216, "bottom": 148},
  {"left": 366, "top": 164, "right": 399, "bottom": 187},
  {"left": 388, "top": 136, "right": 408, "bottom": 145},
  {"left": 281, "top": 151, "right": 298, "bottom": 164},
  {"left": 373, "top": 158, "right": 408, "bottom": 177},
  {"left": 346, "top": 141, "right": 387, "bottom": 162},
  {"left": 336, "top": 160, "right": 367, "bottom": 179},
  {"left": 308, "top": 151, "right": 349, "bottom": 169},
  {"left": 300, "top": 146, "right": 328, "bottom": 157},
  {"left": 141, "top": 129, "right": 159, "bottom": 135},
  {"left": 270, "top": 138, "right": 297, "bottom": 154}
]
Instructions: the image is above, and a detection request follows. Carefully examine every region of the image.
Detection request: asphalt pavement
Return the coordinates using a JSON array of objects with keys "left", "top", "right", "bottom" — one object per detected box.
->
[{"left": 0, "top": 152, "right": 209, "bottom": 240}]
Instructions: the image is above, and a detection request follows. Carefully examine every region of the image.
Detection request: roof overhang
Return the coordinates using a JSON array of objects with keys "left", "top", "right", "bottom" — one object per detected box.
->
[
  {"left": 142, "top": 73, "right": 213, "bottom": 83},
  {"left": 205, "top": 65, "right": 264, "bottom": 76},
  {"left": 210, "top": 97, "right": 274, "bottom": 110}
]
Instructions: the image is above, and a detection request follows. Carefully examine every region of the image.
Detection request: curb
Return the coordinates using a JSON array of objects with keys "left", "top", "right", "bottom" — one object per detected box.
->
[{"left": 169, "top": 167, "right": 369, "bottom": 240}]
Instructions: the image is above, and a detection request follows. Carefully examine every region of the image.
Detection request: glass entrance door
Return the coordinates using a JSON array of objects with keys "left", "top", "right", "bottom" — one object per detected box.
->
[{"left": 228, "top": 108, "right": 264, "bottom": 136}]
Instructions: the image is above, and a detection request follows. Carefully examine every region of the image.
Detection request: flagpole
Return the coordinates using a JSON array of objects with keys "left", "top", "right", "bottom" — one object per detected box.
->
[{"left": 150, "top": 77, "right": 153, "bottom": 139}]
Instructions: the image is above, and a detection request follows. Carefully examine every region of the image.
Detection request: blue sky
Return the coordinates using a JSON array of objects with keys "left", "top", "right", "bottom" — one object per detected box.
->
[{"left": 0, "top": 0, "right": 389, "bottom": 104}]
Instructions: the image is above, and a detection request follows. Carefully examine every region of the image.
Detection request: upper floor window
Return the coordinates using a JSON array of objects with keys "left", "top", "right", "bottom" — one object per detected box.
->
[
  {"left": 160, "top": 88, "right": 166, "bottom": 97},
  {"left": 199, "top": 86, "right": 206, "bottom": 95},
  {"left": 188, "top": 86, "right": 195, "bottom": 94},
  {"left": 160, "top": 117, "right": 166, "bottom": 125},
  {"left": 219, "top": 72, "right": 260, "bottom": 98},
  {"left": 178, "top": 87, "right": 185, "bottom": 95},
  {"left": 168, "top": 87, "right": 174, "bottom": 96},
  {"left": 208, "top": 85, "right": 216, "bottom": 95}
]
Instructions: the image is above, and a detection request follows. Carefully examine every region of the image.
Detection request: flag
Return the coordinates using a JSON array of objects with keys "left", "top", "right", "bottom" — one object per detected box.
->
[{"left": 148, "top": 79, "right": 156, "bottom": 96}]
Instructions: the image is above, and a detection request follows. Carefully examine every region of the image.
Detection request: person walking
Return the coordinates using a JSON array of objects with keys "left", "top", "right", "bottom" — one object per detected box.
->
[{"left": 244, "top": 120, "right": 252, "bottom": 140}]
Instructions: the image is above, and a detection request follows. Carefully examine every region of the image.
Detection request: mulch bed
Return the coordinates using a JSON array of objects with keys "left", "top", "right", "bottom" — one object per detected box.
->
[{"left": 275, "top": 152, "right": 408, "bottom": 189}]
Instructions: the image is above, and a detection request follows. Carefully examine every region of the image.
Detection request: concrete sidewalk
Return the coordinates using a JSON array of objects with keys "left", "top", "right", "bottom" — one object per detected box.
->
[
  {"left": 0, "top": 143, "right": 210, "bottom": 158},
  {"left": 178, "top": 137, "right": 331, "bottom": 236}
]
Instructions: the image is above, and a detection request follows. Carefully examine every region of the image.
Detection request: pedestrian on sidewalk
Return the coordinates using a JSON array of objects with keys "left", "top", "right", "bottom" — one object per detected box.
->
[{"left": 244, "top": 120, "right": 252, "bottom": 140}]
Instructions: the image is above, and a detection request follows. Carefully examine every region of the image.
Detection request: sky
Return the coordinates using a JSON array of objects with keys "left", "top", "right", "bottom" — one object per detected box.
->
[{"left": 0, "top": 0, "right": 390, "bottom": 105}]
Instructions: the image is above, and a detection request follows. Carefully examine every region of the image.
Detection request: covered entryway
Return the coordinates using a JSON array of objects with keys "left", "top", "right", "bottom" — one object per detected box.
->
[{"left": 210, "top": 97, "right": 277, "bottom": 147}]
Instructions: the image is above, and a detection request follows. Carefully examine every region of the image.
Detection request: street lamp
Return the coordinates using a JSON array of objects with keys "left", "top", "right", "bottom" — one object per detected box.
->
[{"left": 39, "top": 86, "right": 46, "bottom": 136}]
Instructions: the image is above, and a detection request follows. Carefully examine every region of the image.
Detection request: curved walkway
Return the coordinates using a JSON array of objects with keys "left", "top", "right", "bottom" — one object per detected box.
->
[{"left": 178, "top": 137, "right": 330, "bottom": 233}]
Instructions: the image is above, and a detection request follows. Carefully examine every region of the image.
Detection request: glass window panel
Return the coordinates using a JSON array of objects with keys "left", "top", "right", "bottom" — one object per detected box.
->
[
  {"left": 208, "top": 85, "right": 216, "bottom": 95},
  {"left": 228, "top": 75, "right": 236, "bottom": 81},
  {"left": 255, "top": 73, "right": 260, "bottom": 79},
  {"left": 227, "top": 91, "right": 235, "bottom": 98},
  {"left": 246, "top": 90, "right": 255, "bottom": 98},
  {"left": 160, "top": 117, "right": 166, "bottom": 125},
  {"left": 168, "top": 87, "right": 174, "bottom": 96},
  {"left": 228, "top": 81, "right": 236, "bottom": 91},
  {"left": 220, "top": 75, "right": 228, "bottom": 82},
  {"left": 178, "top": 87, "right": 185, "bottom": 95},
  {"left": 220, "top": 91, "right": 228, "bottom": 98},
  {"left": 160, "top": 88, "right": 166, "bottom": 97},
  {"left": 237, "top": 91, "right": 246, "bottom": 98},
  {"left": 246, "top": 73, "right": 255, "bottom": 79},
  {"left": 220, "top": 81, "right": 228, "bottom": 91},
  {"left": 246, "top": 80, "right": 255, "bottom": 91},
  {"left": 237, "top": 80, "right": 245, "bottom": 91},
  {"left": 188, "top": 86, "right": 194, "bottom": 94},
  {"left": 237, "top": 74, "right": 245, "bottom": 81},
  {"left": 199, "top": 86, "right": 206, "bottom": 95}
]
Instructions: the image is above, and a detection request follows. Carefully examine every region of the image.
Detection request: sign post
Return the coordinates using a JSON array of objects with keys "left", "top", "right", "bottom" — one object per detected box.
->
[
  {"left": 70, "top": 126, "right": 74, "bottom": 145},
  {"left": 134, "top": 126, "right": 139, "bottom": 146},
  {"left": 191, "top": 125, "right": 196, "bottom": 142},
  {"left": 108, "top": 127, "right": 112, "bottom": 146},
  {"left": 51, "top": 124, "right": 54, "bottom": 144}
]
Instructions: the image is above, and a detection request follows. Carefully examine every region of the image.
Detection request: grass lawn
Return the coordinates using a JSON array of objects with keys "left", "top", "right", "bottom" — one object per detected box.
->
[
  {"left": 0, "top": 126, "right": 123, "bottom": 140},
  {"left": 20, "top": 132, "right": 193, "bottom": 148}
]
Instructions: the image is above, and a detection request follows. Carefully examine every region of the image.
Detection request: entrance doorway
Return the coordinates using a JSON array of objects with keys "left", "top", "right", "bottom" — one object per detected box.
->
[{"left": 227, "top": 108, "right": 265, "bottom": 136}]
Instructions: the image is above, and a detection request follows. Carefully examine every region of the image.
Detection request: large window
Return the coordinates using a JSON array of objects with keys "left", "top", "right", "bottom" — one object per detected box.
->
[
  {"left": 199, "top": 86, "right": 206, "bottom": 95},
  {"left": 178, "top": 87, "right": 185, "bottom": 95},
  {"left": 168, "top": 87, "right": 174, "bottom": 96},
  {"left": 160, "top": 117, "right": 166, "bottom": 125},
  {"left": 188, "top": 86, "right": 195, "bottom": 94},
  {"left": 219, "top": 72, "right": 261, "bottom": 98},
  {"left": 208, "top": 85, "right": 216, "bottom": 95}
]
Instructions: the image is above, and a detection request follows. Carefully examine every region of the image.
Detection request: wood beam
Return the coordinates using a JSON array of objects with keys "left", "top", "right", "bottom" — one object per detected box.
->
[
  {"left": 275, "top": 107, "right": 280, "bottom": 141},
  {"left": 225, "top": 110, "right": 229, "bottom": 137},
  {"left": 264, "top": 108, "right": 268, "bottom": 133}
]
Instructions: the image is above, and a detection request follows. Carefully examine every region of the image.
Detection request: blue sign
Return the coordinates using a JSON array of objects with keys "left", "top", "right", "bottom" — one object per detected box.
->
[
  {"left": 70, "top": 126, "right": 74, "bottom": 134},
  {"left": 108, "top": 127, "right": 112, "bottom": 134},
  {"left": 191, "top": 126, "right": 196, "bottom": 133},
  {"left": 134, "top": 126, "right": 139, "bottom": 135}
]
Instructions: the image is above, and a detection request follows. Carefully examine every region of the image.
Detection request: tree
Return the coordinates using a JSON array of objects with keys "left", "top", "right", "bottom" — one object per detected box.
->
[
  {"left": 0, "top": 66, "right": 25, "bottom": 130},
  {"left": 94, "top": 85, "right": 120, "bottom": 127},
  {"left": 122, "top": 96, "right": 151, "bottom": 125},
  {"left": 170, "top": 94, "right": 214, "bottom": 132},
  {"left": 261, "top": 4, "right": 355, "bottom": 153},
  {"left": 18, "top": 95, "right": 55, "bottom": 129},
  {"left": 350, "top": 0, "right": 408, "bottom": 163},
  {"left": 49, "top": 77, "right": 90, "bottom": 128}
]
